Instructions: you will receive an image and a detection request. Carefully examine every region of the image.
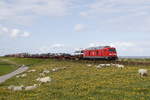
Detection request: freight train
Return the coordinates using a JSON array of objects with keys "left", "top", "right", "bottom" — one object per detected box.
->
[{"left": 5, "top": 46, "right": 118, "bottom": 60}]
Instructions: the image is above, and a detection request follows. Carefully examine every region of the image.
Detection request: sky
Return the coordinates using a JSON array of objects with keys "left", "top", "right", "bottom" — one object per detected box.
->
[{"left": 0, "top": 0, "right": 150, "bottom": 56}]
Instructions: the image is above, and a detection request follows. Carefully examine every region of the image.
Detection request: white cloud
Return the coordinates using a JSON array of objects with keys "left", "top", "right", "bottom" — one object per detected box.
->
[
  {"left": 51, "top": 44, "right": 65, "bottom": 48},
  {"left": 0, "top": 26, "right": 31, "bottom": 38},
  {"left": 88, "top": 0, "right": 150, "bottom": 13},
  {"left": 11, "top": 29, "right": 20, "bottom": 38},
  {"left": 88, "top": 42, "right": 136, "bottom": 48},
  {"left": 80, "top": 12, "right": 89, "bottom": 17},
  {"left": 0, "top": 27, "right": 7, "bottom": 35},
  {"left": 21, "top": 32, "right": 30, "bottom": 37},
  {"left": 80, "top": 0, "right": 150, "bottom": 32},
  {"left": 110, "top": 42, "right": 135, "bottom": 48},
  {"left": 74, "top": 24, "right": 86, "bottom": 32},
  {"left": 1, "top": 27, "right": 9, "bottom": 33},
  {"left": 38, "top": 44, "right": 74, "bottom": 53},
  {"left": 0, "top": 0, "right": 73, "bottom": 26},
  {"left": 38, "top": 46, "right": 51, "bottom": 53},
  {"left": 88, "top": 41, "right": 136, "bottom": 49}
]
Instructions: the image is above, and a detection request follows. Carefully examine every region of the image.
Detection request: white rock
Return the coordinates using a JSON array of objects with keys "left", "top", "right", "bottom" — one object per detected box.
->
[
  {"left": 25, "top": 84, "right": 37, "bottom": 90},
  {"left": 43, "top": 70, "right": 50, "bottom": 74},
  {"left": 28, "top": 69, "right": 36, "bottom": 72},
  {"left": 51, "top": 67, "right": 66, "bottom": 72},
  {"left": 105, "top": 64, "right": 111, "bottom": 66},
  {"left": 116, "top": 64, "right": 124, "bottom": 68},
  {"left": 14, "top": 86, "right": 24, "bottom": 91},
  {"left": 52, "top": 68, "right": 59, "bottom": 72},
  {"left": 36, "top": 77, "right": 51, "bottom": 83},
  {"left": 99, "top": 64, "right": 106, "bottom": 67},
  {"left": 138, "top": 69, "right": 148, "bottom": 77},
  {"left": 96, "top": 65, "right": 102, "bottom": 69},
  {"left": 111, "top": 64, "right": 116, "bottom": 66},
  {"left": 36, "top": 77, "right": 40, "bottom": 81},
  {"left": 96, "top": 64, "right": 108, "bottom": 68},
  {"left": 87, "top": 64, "right": 92, "bottom": 67},
  {"left": 10, "top": 85, "right": 24, "bottom": 91},
  {"left": 21, "top": 74, "right": 27, "bottom": 77},
  {"left": 16, "top": 73, "right": 27, "bottom": 78},
  {"left": 16, "top": 75, "right": 20, "bottom": 78},
  {"left": 8, "top": 85, "right": 15, "bottom": 90}
]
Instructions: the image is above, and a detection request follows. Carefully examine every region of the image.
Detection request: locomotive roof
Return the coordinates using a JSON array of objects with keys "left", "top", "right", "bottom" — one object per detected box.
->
[{"left": 85, "top": 46, "right": 111, "bottom": 50}]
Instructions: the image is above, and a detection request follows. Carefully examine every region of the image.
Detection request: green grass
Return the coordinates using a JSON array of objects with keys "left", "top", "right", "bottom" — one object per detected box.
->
[
  {"left": 0, "top": 57, "right": 150, "bottom": 100},
  {"left": 120, "top": 58, "right": 150, "bottom": 63},
  {"left": 0, "top": 60, "right": 18, "bottom": 76},
  {"left": 0, "top": 57, "right": 45, "bottom": 76},
  {"left": 1, "top": 57, "right": 45, "bottom": 66}
]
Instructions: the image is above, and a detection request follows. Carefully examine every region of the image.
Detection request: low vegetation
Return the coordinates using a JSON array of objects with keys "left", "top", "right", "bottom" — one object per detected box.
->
[
  {"left": 0, "top": 57, "right": 150, "bottom": 100},
  {"left": 0, "top": 57, "right": 45, "bottom": 66},
  {"left": 0, "top": 59, "right": 17, "bottom": 76},
  {"left": 121, "top": 58, "right": 150, "bottom": 63}
]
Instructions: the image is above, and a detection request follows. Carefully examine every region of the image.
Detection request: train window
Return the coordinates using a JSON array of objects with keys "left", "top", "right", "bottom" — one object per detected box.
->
[{"left": 109, "top": 49, "right": 116, "bottom": 52}]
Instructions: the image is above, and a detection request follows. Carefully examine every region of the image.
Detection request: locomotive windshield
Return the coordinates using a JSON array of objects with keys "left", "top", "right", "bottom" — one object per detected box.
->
[{"left": 109, "top": 48, "right": 116, "bottom": 52}]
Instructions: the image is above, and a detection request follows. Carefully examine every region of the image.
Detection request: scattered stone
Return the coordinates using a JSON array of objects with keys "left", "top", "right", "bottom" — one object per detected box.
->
[
  {"left": 36, "top": 77, "right": 51, "bottom": 83},
  {"left": 16, "top": 73, "right": 27, "bottom": 78},
  {"left": 25, "top": 84, "right": 37, "bottom": 90},
  {"left": 8, "top": 85, "right": 24, "bottom": 91},
  {"left": 51, "top": 67, "right": 67, "bottom": 72},
  {"left": 96, "top": 64, "right": 125, "bottom": 69},
  {"left": 138, "top": 69, "right": 148, "bottom": 77},
  {"left": 43, "top": 70, "right": 50, "bottom": 74},
  {"left": 116, "top": 64, "right": 124, "bottom": 68},
  {"left": 28, "top": 69, "right": 36, "bottom": 73},
  {"left": 87, "top": 64, "right": 92, "bottom": 67}
]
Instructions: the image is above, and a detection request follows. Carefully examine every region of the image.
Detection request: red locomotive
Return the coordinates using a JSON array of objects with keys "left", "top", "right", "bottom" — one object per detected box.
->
[{"left": 83, "top": 46, "right": 118, "bottom": 60}]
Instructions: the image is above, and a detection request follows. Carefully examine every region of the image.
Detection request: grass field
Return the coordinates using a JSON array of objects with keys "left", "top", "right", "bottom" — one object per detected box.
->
[
  {"left": 0, "top": 62, "right": 17, "bottom": 76},
  {"left": 0, "top": 58, "right": 19, "bottom": 76},
  {"left": 0, "top": 57, "right": 44, "bottom": 76},
  {"left": 121, "top": 58, "right": 150, "bottom": 63},
  {"left": 0, "top": 57, "right": 150, "bottom": 100}
]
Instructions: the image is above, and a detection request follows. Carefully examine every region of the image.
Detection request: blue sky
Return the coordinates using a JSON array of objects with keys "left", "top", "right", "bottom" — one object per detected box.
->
[{"left": 0, "top": 0, "right": 150, "bottom": 56}]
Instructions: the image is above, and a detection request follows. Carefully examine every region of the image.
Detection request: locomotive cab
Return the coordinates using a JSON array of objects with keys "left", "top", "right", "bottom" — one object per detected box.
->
[
  {"left": 107, "top": 48, "right": 118, "bottom": 60},
  {"left": 108, "top": 48, "right": 117, "bottom": 56}
]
